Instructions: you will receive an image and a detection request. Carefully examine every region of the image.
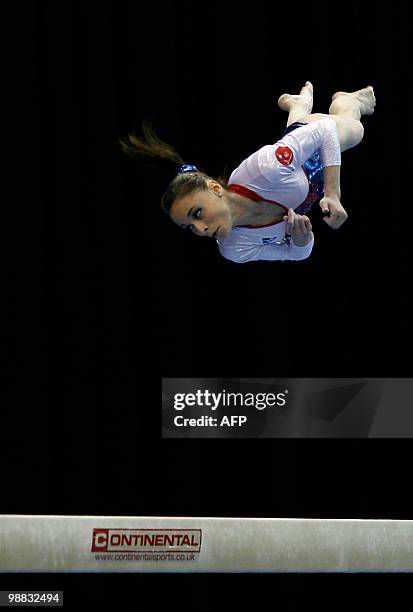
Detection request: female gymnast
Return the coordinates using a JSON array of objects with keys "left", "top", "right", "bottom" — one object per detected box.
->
[{"left": 120, "top": 82, "right": 375, "bottom": 262}]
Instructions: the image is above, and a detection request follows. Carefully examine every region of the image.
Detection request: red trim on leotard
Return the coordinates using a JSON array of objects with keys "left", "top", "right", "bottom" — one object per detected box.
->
[{"left": 227, "top": 184, "right": 289, "bottom": 228}]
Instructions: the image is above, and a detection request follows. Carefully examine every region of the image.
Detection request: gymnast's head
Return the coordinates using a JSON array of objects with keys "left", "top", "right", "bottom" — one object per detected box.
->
[{"left": 119, "top": 121, "right": 232, "bottom": 240}]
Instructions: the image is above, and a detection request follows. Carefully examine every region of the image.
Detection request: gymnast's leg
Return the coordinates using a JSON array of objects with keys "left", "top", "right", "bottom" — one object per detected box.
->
[
  {"left": 278, "top": 83, "right": 376, "bottom": 152},
  {"left": 278, "top": 81, "right": 314, "bottom": 126}
]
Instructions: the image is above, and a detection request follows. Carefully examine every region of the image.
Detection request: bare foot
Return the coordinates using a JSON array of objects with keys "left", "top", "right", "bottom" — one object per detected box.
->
[
  {"left": 331, "top": 86, "right": 376, "bottom": 116},
  {"left": 278, "top": 81, "right": 314, "bottom": 114}
]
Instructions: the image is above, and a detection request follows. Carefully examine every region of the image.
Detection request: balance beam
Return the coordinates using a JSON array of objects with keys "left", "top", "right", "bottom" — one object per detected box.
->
[{"left": 1, "top": 516, "right": 412, "bottom": 572}]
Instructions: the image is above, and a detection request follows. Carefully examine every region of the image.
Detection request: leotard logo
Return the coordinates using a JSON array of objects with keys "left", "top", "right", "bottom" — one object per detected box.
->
[
  {"left": 262, "top": 236, "right": 291, "bottom": 245},
  {"left": 275, "top": 146, "right": 293, "bottom": 166}
]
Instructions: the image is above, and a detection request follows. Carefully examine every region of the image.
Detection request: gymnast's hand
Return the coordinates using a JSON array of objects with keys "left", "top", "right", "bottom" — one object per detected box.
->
[
  {"left": 319, "top": 195, "right": 348, "bottom": 229},
  {"left": 283, "top": 208, "right": 313, "bottom": 246}
]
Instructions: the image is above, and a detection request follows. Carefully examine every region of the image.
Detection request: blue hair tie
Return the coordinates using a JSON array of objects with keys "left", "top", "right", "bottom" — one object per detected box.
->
[{"left": 176, "top": 164, "right": 198, "bottom": 175}]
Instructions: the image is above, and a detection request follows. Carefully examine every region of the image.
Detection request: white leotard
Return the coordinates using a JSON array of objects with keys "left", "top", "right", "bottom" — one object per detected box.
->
[{"left": 217, "top": 118, "right": 341, "bottom": 263}]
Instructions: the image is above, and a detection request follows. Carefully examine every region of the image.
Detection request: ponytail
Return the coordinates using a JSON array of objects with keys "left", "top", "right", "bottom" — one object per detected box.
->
[
  {"left": 119, "top": 120, "right": 229, "bottom": 216},
  {"left": 119, "top": 120, "right": 185, "bottom": 168}
]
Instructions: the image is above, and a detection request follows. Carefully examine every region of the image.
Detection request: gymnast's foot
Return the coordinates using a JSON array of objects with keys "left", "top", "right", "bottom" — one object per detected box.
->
[
  {"left": 331, "top": 86, "right": 376, "bottom": 115},
  {"left": 278, "top": 81, "right": 314, "bottom": 114}
]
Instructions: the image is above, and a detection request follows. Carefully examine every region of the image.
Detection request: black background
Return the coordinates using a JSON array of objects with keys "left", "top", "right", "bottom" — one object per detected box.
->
[{"left": 2, "top": 1, "right": 412, "bottom": 607}]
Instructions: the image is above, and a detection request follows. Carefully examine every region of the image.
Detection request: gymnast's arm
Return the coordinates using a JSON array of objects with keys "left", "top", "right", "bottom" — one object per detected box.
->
[
  {"left": 220, "top": 239, "right": 314, "bottom": 263},
  {"left": 284, "top": 208, "right": 313, "bottom": 247},
  {"left": 319, "top": 165, "right": 348, "bottom": 229},
  {"left": 279, "top": 119, "right": 347, "bottom": 228},
  {"left": 218, "top": 234, "right": 314, "bottom": 263}
]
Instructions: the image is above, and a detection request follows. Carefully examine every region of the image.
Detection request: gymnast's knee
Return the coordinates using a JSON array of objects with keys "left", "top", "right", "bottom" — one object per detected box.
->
[
  {"left": 338, "top": 120, "right": 365, "bottom": 152},
  {"left": 352, "top": 121, "right": 365, "bottom": 146}
]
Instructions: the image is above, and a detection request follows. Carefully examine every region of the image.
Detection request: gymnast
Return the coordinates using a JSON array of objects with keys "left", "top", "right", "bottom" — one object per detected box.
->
[{"left": 120, "top": 82, "right": 375, "bottom": 262}]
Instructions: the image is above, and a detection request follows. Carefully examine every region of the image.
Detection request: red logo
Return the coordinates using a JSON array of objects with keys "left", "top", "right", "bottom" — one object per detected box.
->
[
  {"left": 275, "top": 146, "right": 293, "bottom": 166},
  {"left": 91, "top": 528, "right": 202, "bottom": 553}
]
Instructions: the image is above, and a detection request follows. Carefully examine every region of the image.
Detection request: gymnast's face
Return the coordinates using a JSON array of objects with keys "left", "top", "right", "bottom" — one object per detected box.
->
[{"left": 170, "top": 180, "right": 233, "bottom": 240}]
